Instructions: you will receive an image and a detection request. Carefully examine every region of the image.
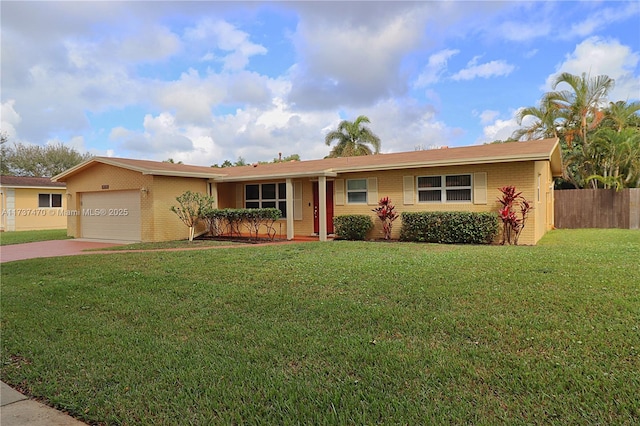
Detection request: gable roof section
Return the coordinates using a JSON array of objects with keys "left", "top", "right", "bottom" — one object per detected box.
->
[
  {"left": 0, "top": 175, "right": 66, "bottom": 188},
  {"left": 53, "top": 157, "right": 227, "bottom": 182},
  {"left": 53, "top": 138, "right": 562, "bottom": 183}
]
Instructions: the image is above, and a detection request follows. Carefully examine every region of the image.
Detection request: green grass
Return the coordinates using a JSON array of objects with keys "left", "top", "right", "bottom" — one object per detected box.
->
[
  {"left": 1, "top": 229, "right": 639, "bottom": 425},
  {"left": 0, "top": 229, "right": 70, "bottom": 246}
]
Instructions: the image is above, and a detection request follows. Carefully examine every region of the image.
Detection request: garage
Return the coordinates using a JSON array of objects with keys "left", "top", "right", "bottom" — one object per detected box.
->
[{"left": 81, "top": 190, "right": 141, "bottom": 241}]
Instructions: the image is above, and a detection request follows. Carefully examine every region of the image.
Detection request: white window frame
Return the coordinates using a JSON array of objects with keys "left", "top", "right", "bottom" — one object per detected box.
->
[
  {"left": 346, "top": 178, "right": 368, "bottom": 204},
  {"left": 38, "top": 193, "right": 63, "bottom": 208},
  {"left": 417, "top": 174, "right": 472, "bottom": 203},
  {"left": 245, "top": 182, "right": 287, "bottom": 218}
]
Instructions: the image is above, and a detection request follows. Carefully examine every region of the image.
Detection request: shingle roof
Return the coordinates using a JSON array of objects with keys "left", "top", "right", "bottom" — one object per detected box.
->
[
  {"left": 0, "top": 175, "right": 66, "bottom": 188},
  {"left": 53, "top": 138, "right": 562, "bottom": 182}
]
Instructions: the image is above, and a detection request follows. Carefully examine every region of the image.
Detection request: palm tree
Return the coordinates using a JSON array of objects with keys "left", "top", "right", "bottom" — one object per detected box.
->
[
  {"left": 325, "top": 115, "right": 381, "bottom": 157},
  {"left": 547, "top": 72, "right": 614, "bottom": 149},
  {"left": 512, "top": 96, "right": 562, "bottom": 141},
  {"left": 586, "top": 127, "right": 640, "bottom": 189},
  {"left": 602, "top": 100, "right": 640, "bottom": 132}
]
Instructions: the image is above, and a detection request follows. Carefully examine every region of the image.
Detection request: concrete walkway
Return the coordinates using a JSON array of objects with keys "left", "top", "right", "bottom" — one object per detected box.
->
[{"left": 1, "top": 382, "right": 87, "bottom": 426}]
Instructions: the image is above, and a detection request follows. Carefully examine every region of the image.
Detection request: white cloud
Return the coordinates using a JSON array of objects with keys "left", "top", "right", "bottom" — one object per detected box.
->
[
  {"left": 477, "top": 109, "right": 521, "bottom": 143},
  {"left": 118, "top": 26, "right": 182, "bottom": 62},
  {"left": 546, "top": 37, "right": 640, "bottom": 102},
  {"left": 288, "top": 4, "right": 428, "bottom": 107},
  {"left": 363, "top": 98, "right": 464, "bottom": 151},
  {"left": 110, "top": 112, "right": 194, "bottom": 155},
  {"left": 498, "top": 21, "right": 551, "bottom": 42},
  {"left": 1, "top": 100, "right": 22, "bottom": 139},
  {"left": 185, "top": 19, "right": 267, "bottom": 71},
  {"left": 476, "top": 110, "right": 500, "bottom": 125},
  {"left": 564, "top": 2, "right": 640, "bottom": 39},
  {"left": 451, "top": 59, "right": 515, "bottom": 81},
  {"left": 414, "top": 49, "right": 460, "bottom": 87}
]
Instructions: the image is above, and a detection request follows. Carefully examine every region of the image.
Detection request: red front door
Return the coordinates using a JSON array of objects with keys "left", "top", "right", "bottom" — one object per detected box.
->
[{"left": 313, "top": 181, "right": 334, "bottom": 234}]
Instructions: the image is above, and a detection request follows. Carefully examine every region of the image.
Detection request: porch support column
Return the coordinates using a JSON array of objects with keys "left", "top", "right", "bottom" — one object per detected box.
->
[
  {"left": 286, "top": 178, "right": 294, "bottom": 240},
  {"left": 209, "top": 181, "right": 219, "bottom": 208},
  {"left": 318, "top": 175, "right": 327, "bottom": 242}
]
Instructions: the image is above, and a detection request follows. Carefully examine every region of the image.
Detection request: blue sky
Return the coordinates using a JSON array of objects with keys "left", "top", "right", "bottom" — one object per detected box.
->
[{"left": 2, "top": 1, "right": 639, "bottom": 166}]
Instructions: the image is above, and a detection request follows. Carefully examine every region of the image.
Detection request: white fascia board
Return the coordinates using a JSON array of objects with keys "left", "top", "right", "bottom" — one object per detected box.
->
[
  {"left": 333, "top": 154, "right": 551, "bottom": 174},
  {"left": 141, "top": 170, "right": 225, "bottom": 179},
  {"left": 0, "top": 185, "right": 66, "bottom": 190},
  {"left": 213, "top": 170, "right": 338, "bottom": 182}
]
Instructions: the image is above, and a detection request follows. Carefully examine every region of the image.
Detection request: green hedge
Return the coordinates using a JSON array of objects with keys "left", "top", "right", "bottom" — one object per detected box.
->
[
  {"left": 202, "top": 208, "right": 282, "bottom": 222},
  {"left": 333, "top": 215, "right": 374, "bottom": 241},
  {"left": 201, "top": 208, "right": 282, "bottom": 239},
  {"left": 399, "top": 211, "right": 499, "bottom": 244}
]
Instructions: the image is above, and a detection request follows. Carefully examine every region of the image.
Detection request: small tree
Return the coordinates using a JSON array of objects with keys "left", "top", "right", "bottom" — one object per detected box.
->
[
  {"left": 497, "top": 186, "right": 533, "bottom": 245},
  {"left": 170, "top": 191, "right": 215, "bottom": 242},
  {"left": 372, "top": 196, "right": 399, "bottom": 240}
]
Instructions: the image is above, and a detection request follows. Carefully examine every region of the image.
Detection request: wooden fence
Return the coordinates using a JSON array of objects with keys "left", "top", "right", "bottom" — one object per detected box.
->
[{"left": 554, "top": 188, "right": 640, "bottom": 229}]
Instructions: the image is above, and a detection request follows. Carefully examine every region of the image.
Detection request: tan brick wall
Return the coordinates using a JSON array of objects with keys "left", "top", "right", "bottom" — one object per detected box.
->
[
  {"left": 332, "top": 161, "right": 541, "bottom": 244},
  {"left": 149, "top": 175, "right": 208, "bottom": 242},
  {"left": 8, "top": 188, "right": 67, "bottom": 231},
  {"left": 62, "top": 159, "right": 550, "bottom": 244}
]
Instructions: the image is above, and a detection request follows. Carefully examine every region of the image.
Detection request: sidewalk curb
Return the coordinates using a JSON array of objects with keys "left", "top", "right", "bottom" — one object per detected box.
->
[{"left": 1, "top": 382, "right": 87, "bottom": 426}]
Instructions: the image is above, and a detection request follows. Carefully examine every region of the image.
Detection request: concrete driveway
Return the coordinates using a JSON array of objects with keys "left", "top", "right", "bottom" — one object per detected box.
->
[{"left": 0, "top": 239, "right": 123, "bottom": 263}]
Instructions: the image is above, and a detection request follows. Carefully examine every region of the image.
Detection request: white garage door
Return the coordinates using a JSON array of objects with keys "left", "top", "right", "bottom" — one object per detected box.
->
[{"left": 81, "top": 190, "right": 141, "bottom": 241}]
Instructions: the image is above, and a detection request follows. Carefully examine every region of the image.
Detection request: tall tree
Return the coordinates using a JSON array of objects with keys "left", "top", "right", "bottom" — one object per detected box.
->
[
  {"left": 514, "top": 72, "right": 621, "bottom": 188},
  {"left": 324, "top": 115, "right": 381, "bottom": 157},
  {"left": 512, "top": 97, "right": 562, "bottom": 141},
  {"left": 0, "top": 131, "right": 10, "bottom": 175},
  {"left": 547, "top": 72, "right": 614, "bottom": 150},
  {"left": 602, "top": 100, "right": 640, "bottom": 132},
  {"left": 1, "top": 142, "right": 92, "bottom": 177},
  {"left": 585, "top": 127, "right": 640, "bottom": 189}
]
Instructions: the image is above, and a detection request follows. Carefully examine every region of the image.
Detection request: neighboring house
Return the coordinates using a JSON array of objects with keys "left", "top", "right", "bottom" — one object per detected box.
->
[
  {"left": 53, "top": 138, "right": 562, "bottom": 245},
  {"left": 0, "top": 175, "right": 67, "bottom": 232}
]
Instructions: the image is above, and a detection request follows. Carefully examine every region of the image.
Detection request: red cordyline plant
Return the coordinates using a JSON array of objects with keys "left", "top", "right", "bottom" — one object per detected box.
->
[
  {"left": 497, "top": 186, "right": 533, "bottom": 245},
  {"left": 372, "top": 196, "right": 399, "bottom": 240}
]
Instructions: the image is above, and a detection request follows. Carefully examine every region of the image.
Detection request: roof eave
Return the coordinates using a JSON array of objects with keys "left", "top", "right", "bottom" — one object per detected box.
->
[
  {"left": 332, "top": 153, "right": 556, "bottom": 174},
  {"left": 0, "top": 185, "right": 66, "bottom": 189},
  {"left": 214, "top": 170, "right": 338, "bottom": 182},
  {"left": 141, "top": 170, "right": 226, "bottom": 179},
  {"left": 53, "top": 157, "right": 226, "bottom": 181}
]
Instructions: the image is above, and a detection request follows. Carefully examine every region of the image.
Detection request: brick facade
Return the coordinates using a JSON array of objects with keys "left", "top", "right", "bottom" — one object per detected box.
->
[{"left": 55, "top": 139, "right": 560, "bottom": 245}]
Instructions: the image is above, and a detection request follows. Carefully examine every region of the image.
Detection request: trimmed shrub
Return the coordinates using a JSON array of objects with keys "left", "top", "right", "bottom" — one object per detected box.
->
[
  {"left": 399, "top": 211, "right": 499, "bottom": 244},
  {"left": 201, "top": 208, "right": 282, "bottom": 240},
  {"left": 333, "top": 215, "right": 374, "bottom": 241}
]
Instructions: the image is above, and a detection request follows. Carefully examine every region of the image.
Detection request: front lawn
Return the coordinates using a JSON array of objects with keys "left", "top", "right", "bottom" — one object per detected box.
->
[
  {"left": 1, "top": 229, "right": 639, "bottom": 424},
  {"left": 0, "top": 229, "right": 70, "bottom": 246}
]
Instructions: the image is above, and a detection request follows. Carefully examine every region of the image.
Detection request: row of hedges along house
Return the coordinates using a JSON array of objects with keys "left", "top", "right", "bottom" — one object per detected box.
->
[{"left": 52, "top": 138, "right": 562, "bottom": 245}]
